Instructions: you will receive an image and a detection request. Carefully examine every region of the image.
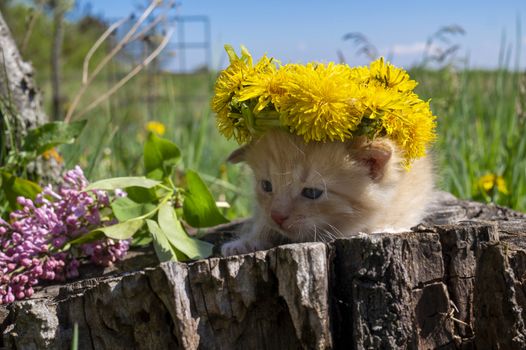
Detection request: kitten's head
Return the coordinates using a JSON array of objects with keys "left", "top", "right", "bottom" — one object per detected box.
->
[{"left": 229, "top": 129, "right": 404, "bottom": 242}]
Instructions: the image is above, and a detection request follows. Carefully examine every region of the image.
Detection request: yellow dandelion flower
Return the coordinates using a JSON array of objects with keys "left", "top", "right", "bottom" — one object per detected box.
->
[
  {"left": 210, "top": 46, "right": 437, "bottom": 165},
  {"left": 479, "top": 174, "right": 495, "bottom": 192},
  {"left": 496, "top": 176, "right": 509, "bottom": 194},
  {"left": 211, "top": 59, "right": 251, "bottom": 113},
  {"left": 42, "top": 147, "right": 63, "bottom": 164},
  {"left": 211, "top": 45, "right": 256, "bottom": 114},
  {"left": 359, "top": 85, "right": 408, "bottom": 118},
  {"left": 278, "top": 63, "right": 364, "bottom": 142},
  {"left": 146, "top": 121, "right": 166, "bottom": 136},
  {"left": 216, "top": 108, "right": 235, "bottom": 139},
  {"left": 238, "top": 57, "right": 287, "bottom": 113},
  {"left": 211, "top": 45, "right": 257, "bottom": 142},
  {"left": 369, "top": 57, "right": 417, "bottom": 92},
  {"left": 216, "top": 108, "right": 252, "bottom": 144},
  {"left": 402, "top": 109, "right": 436, "bottom": 163},
  {"left": 379, "top": 96, "right": 436, "bottom": 165},
  {"left": 478, "top": 173, "right": 509, "bottom": 195}
]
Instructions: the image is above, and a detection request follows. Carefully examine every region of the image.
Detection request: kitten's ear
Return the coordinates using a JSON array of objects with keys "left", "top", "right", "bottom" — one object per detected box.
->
[
  {"left": 227, "top": 146, "right": 248, "bottom": 163},
  {"left": 352, "top": 140, "right": 393, "bottom": 180}
]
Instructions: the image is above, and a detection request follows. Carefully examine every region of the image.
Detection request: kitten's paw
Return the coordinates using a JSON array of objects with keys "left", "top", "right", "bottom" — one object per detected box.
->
[{"left": 221, "top": 239, "right": 266, "bottom": 256}]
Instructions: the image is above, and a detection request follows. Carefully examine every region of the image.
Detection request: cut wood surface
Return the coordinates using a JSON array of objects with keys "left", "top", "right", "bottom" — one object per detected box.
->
[{"left": 2, "top": 192, "right": 526, "bottom": 349}]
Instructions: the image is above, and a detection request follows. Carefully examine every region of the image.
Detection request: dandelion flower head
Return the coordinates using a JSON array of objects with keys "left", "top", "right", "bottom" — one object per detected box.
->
[{"left": 211, "top": 45, "right": 437, "bottom": 165}]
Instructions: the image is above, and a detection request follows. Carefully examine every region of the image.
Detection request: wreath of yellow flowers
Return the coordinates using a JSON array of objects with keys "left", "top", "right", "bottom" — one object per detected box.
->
[{"left": 211, "top": 45, "right": 437, "bottom": 167}]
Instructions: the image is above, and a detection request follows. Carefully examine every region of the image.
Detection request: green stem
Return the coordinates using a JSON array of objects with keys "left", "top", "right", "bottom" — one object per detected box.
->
[
  {"left": 254, "top": 118, "right": 282, "bottom": 129},
  {"left": 253, "top": 110, "right": 281, "bottom": 120},
  {"left": 166, "top": 176, "right": 177, "bottom": 191},
  {"left": 132, "top": 192, "right": 172, "bottom": 221},
  {"left": 157, "top": 183, "right": 173, "bottom": 192}
]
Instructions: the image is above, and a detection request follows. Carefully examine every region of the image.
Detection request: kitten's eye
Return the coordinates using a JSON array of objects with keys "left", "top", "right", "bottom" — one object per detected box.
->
[
  {"left": 301, "top": 187, "right": 323, "bottom": 200},
  {"left": 261, "top": 180, "right": 273, "bottom": 193}
]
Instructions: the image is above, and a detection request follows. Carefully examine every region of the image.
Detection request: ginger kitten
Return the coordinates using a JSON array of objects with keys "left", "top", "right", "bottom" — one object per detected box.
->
[{"left": 221, "top": 129, "right": 434, "bottom": 256}]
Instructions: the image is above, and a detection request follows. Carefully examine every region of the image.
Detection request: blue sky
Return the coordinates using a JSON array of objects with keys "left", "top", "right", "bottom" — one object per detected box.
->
[{"left": 83, "top": 0, "right": 526, "bottom": 71}]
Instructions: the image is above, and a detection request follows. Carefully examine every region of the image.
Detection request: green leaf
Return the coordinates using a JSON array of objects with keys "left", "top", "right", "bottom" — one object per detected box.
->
[
  {"left": 67, "top": 230, "right": 105, "bottom": 246},
  {"left": 144, "top": 132, "right": 181, "bottom": 180},
  {"left": 22, "top": 120, "right": 87, "bottom": 154},
  {"left": 146, "top": 219, "right": 174, "bottom": 262},
  {"left": 85, "top": 177, "right": 161, "bottom": 191},
  {"left": 146, "top": 219, "right": 187, "bottom": 262},
  {"left": 183, "top": 170, "right": 229, "bottom": 228},
  {"left": 146, "top": 168, "right": 164, "bottom": 181},
  {"left": 0, "top": 172, "right": 42, "bottom": 209},
  {"left": 71, "top": 219, "right": 144, "bottom": 245},
  {"left": 111, "top": 197, "right": 156, "bottom": 222},
  {"left": 158, "top": 202, "right": 213, "bottom": 260},
  {"left": 93, "top": 219, "right": 144, "bottom": 240},
  {"left": 131, "top": 229, "right": 153, "bottom": 247},
  {"left": 125, "top": 186, "right": 159, "bottom": 203}
]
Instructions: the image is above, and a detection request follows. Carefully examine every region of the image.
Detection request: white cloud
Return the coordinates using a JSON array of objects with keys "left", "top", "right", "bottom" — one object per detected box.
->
[
  {"left": 390, "top": 42, "right": 427, "bottom": 55},
  {"left": 296, "top": 41, "right": 307, "bottom": 52}
]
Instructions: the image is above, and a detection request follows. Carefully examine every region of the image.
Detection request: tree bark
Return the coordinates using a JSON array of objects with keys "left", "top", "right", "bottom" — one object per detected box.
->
[
  {"left": 0, "top": 10, "right": 47, "bottom": 134},
  {"left": 0, "top": 8, "right": 61, "bottom": 180},
  {"left": 1, "top": 192, "right": 526, "bottom": 349}
]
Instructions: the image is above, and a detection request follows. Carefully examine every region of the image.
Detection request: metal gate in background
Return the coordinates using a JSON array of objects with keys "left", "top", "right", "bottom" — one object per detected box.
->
[{"left": 172, "top": 15, "right": 211, "bottom": 73}]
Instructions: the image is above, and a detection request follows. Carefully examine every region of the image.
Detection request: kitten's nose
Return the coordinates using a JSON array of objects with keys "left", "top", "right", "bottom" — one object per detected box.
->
[{"left": 271, "top": 211, "right": 288, "bottom": 227}]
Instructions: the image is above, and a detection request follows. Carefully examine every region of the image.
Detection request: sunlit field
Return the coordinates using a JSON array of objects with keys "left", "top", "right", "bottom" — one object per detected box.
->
[
  {"left": 4, "top": 3, "right": 526, "bottom": 215},
  {"left": 48, "top": 62, "right": 525, "bottom": 218}
]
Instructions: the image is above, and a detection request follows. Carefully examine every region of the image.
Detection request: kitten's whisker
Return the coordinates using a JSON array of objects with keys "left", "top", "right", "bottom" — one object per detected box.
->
[
  {"left": 313, "top": 170, "right": 328, "bottom": 198},
  {"left": 316, "top": 219, "right": 344, "bottom": 239},
  {"left": 285, "top": 219, "right": 306, "bottom": 242},
  {"left": 272, "top": 171, "right": 293, "bottom": 176},
  {"left": 288, "top": 138, "right": 306, "bottom": 156},
  {"left": 311, "top": 223, "right": 328, "bottom": 243},
  {"left": 326, "top": 223, "right": 344, "bottom": 238},
  {"left": 315, "top": 225, "right": 328, "bottom": 243},
  {"left": 322, "top": 229, "right": 335, "bottom": 243},
  {"left": 320, "top": 229, "right": 335, "bottom": 242},
  {"left": 337, "top": 210, "right": 362, "bottom": 222}
]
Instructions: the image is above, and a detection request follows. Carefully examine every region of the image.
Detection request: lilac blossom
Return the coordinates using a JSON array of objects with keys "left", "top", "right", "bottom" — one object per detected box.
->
[{"left": 0, "top": 166, "right": 130, "bottom": 304}]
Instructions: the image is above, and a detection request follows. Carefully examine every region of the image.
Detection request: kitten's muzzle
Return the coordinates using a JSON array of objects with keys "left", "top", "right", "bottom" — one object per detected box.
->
[{"left": 270, "top": 211, "right": 289, "bottom": 227}]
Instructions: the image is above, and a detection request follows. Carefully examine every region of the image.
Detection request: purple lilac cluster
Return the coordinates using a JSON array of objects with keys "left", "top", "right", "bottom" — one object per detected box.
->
[{"left": 0, "top": 166, "right": 130, "bottom": 304}]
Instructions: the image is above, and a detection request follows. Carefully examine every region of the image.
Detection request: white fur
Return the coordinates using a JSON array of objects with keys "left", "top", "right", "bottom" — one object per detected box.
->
[{"left": 221, "top": 130, "right": 434, "bottom": 256}]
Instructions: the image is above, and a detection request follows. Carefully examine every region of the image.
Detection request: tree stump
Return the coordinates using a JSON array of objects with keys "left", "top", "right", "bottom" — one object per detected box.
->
[
  {"left": 0, "top": 9, "right": 61, "bottom": 181},
  {"left": 1, "top": 192, "right": 526, "bottom": 349}
]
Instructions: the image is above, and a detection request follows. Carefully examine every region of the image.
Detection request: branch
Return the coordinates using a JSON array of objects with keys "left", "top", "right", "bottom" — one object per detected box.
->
[
  {"left": 64, "top": 0, "right": 164, "bottom": 123},
  {"left": 75, "top": 29, "right": 174, "bottom": 119},
  {"left": 130, "top": 0, "right": 175, "bottom": 42},
  {"left": 82, "top": 15, "right": 131, "bottom": 84}
]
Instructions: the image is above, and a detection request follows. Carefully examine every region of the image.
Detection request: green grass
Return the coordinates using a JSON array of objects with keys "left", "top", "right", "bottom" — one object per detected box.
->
[
  {"left": 4, "top": 2, "right": 523, "bottom": 214},
  {"left": 49, "top": 63, "right": 526, "bottom": 217},
  {"left": 56, "top": 69, "right": 253, "bottom": 219},
  {"left": 411, "top": 67, "right": 526, "bottom": 211}
]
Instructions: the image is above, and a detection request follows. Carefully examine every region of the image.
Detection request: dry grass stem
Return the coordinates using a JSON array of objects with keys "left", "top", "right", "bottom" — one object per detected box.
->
[
  {"left": 76, "top": 28, "right": 174, "bottom": 119},
  {"left": 65, "top": 0, "right": 166, "bottom": 123},
  {"left": 82, "top": 15, "right": 131, "bottom": 84}
]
